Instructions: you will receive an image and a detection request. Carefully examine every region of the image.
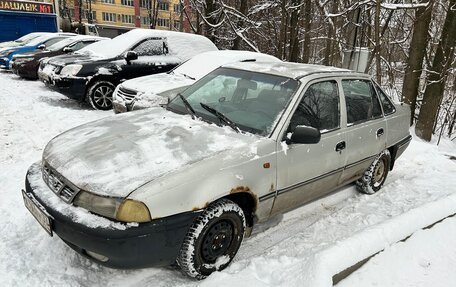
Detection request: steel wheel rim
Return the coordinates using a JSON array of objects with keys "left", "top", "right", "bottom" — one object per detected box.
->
[
  {"left": 201, "top": 220, "right": 234, "bottom": 263},
  {"left": 93, "top": 85, "right": 113, "bottom": 108},
  {"left": 373, "top": 158, "right": 386, "bottom": 187}
]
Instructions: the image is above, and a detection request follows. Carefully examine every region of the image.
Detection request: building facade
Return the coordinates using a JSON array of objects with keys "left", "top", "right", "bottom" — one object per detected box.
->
[{"left": 61, "top": 0, "right": 191, "bottom": 37}]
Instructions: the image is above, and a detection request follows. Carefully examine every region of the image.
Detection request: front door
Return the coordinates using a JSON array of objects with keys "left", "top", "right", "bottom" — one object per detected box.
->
[
  {"left": 121, "top": 37, "right": 175, "bottom": 80},
  {"left": 272, "top": 79, "right": 346, "bottom": 215}
]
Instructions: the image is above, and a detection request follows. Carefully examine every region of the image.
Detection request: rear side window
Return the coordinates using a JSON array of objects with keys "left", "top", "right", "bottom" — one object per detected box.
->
[
  {"left": 289, "top": 80, "right": 340, "bottom": 132},
  {"left": 373, "top": 83, "right": 396, "bottom": 115},
  {"left": 133, "top": 38, "right": 167, "bottom": 56},
  {"left": 342, "top": 79, "right": 382, "bottom": 125}
]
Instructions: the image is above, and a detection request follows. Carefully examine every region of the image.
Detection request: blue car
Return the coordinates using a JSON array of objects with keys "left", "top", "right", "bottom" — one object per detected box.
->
[{"left": 0, "top": 33, "right": 75, "bottom": 69}]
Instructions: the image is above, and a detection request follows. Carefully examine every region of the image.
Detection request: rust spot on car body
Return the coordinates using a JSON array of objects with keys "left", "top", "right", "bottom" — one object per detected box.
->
[{"left": 230, "top": 186, "right": 251, "bottom": 194}]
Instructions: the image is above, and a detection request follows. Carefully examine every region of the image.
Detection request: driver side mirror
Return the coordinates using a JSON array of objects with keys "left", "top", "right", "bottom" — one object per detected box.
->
[
  {"left": 37, "top": 44, "right": 46, "bottom": 50},
  {"left": 63, "top": 47, "right": 73, "bottom": 53},
  {"left": 125, "top": 51, "right": 138, "bottom": 63},
  {"left": 287, "top": 125, "right": 321, "bottom": 145}
]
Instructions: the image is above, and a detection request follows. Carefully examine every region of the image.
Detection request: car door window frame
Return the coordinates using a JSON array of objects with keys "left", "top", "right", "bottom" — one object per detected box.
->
[
  {"left": 341, "top": 78, "right": 384, "bottom": 127},
  {"left": 371, "top": 80, "right": 396, "bottom": 116},
  {"left": 131, "top": 37, "right": 167, "bottom": 57},
  {"left": 279, "top": 77, "right": 342, "bottom": 142}
]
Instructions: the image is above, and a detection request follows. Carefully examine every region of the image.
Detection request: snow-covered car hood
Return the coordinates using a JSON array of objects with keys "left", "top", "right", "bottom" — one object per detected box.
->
[
  {"left": 47, "top": 53, "right": 105, "bottom": 66},
  {"left": 43, "top": 107, "right": 257, "bottom": 198},
  {"left": 120, "top": 72, "right": 194, "bottom": 95}
]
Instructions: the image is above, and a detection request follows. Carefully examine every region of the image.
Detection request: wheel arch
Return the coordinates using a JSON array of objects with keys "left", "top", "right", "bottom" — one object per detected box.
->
[{"left": 220, "top": 190, "right": 257, "bottom": 228}]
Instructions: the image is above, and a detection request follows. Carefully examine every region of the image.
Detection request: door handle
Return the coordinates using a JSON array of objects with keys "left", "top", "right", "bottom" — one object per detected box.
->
[
  {"left": 377, "top": 128, "right": 384, "bottom": 137},
  {"left": 335, "top": 141, "right": 346, "bottom": 152}
]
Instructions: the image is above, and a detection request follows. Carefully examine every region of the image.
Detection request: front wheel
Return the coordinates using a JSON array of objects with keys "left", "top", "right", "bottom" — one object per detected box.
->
[
  {"left": 177, "top": 199, "right": 246, "bottom": 279},
  {"left": 87, "top": 81, "right": 115, "bottom": 110},
  {"left": 356, "top": 149, "right": 391, "bottom": 194}
]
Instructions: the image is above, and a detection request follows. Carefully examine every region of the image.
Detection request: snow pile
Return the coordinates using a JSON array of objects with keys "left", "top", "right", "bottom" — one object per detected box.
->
[
  {"left": 1, "top": 72, "right": 456, "bottom": 286},
  {"left": 337, "top": 217, "right": 456, "bottom": 286}
]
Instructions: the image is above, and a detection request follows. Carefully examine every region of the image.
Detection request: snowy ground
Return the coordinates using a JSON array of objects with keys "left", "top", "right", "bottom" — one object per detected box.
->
[{"left": 1, "top": 71, "right": 455, "bottom": 286}]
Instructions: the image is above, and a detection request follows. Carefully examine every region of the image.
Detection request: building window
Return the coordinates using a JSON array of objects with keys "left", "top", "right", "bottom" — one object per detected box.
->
[
  {"left": 173, "top": 20, "right": 181, "bottom": 30},
  {"left": 141, "top": 16, "right": 150, "bottom": 25},
  {"left": 157, "top": 18, "right": 169, "bottom": 27},
  {"left": 121, "top": 0, "right": 134, "bottom": 6},
  {"left": 174, "top": 3, "right": 181, "bottom": 13},
  {"left": 102, "top": 12, "right": 116, "bottom": 22},
  {"left": 102, "top": 0, "right": 114, "bottom": 4},
  {"left": 140, "top": 0, "right": 150, "bottom": 8},
  {"left": 158, "top": 2, "right": 169, "bottom": 11},
  {"left": 121, "top": 14, "right": 134, "bottom": 24}
]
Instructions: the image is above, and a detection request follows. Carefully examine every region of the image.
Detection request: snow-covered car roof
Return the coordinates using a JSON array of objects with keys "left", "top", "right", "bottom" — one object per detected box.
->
[
  {"left": 78, "top": 28, "right": 217, "bottom": 60},
  {"left": 223, "top": 61, "right": 359, "bottom": 80},
  {"left": 174, "top": 50, "right": 281, "bottom": 80}
]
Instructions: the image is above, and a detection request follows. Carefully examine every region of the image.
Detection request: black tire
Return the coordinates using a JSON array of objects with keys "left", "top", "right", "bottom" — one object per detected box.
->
[
  {"left": 356, "top": 149, "right": 391, "bottom": 194},
  {"left": 177, "top": 199, "right": 246, "bottom": 279},
  {"left": 87, "top": 81, "right": 115, "bottom": 110}
]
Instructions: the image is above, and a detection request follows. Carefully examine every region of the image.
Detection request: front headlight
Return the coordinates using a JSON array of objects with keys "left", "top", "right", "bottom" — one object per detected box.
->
[
  {"left": 73, "top": 191, "right": 151, "bottom": 223},
  {"left": 60, "top": 64, "right": 82, "bottom": 77}
]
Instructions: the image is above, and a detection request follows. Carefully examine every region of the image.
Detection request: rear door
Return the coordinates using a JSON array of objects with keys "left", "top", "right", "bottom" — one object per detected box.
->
[
  {"left": 339, "top": 78, "right": 387, "bottom": 184},
  {"left": 272, "top": 79, "right": 346, "bottom": 215}
]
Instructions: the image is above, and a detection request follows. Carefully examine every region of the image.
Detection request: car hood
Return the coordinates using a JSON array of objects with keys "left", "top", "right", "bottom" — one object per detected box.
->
[
  {"left": 121, "top": 72, "right": 194, "bottom": 95},
  {"left": 43, "top": 107, "right": 258, "bottom": 197},
  {"left": 47, "top": 53, "right": 105, "bottom": 66}
]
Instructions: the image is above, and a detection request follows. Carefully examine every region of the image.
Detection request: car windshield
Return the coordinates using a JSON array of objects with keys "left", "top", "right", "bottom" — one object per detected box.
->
[
  {"left": 167, "top": 67, "right": 299, "bottom": 136},
  {"left": 46, "top": 37, "right": 79, "bottom": 51},
  {"left": 16, "top": 33, "right": 42, "bottom": 44},
  {"left": 78, "top": 33, "right": 136, "bottom": 58}
]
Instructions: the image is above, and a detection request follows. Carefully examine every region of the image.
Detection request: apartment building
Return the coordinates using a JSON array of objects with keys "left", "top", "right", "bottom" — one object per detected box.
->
[{"left": 62, "top": 0, "right": 191, "bottom": 37}]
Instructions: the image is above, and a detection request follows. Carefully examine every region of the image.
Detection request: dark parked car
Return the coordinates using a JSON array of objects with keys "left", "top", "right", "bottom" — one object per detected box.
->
[
  {"left": 11, "top": 35, "right": 107, "bottom": 80},
  {"left": 38, "top": 29, "right": 217, "bottom": 110}
]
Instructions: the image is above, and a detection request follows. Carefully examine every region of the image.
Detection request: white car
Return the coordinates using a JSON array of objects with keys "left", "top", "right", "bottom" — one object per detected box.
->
[
  {"left": 112, "top": 50, "right": 282, "bottom": 113},
  {"left": 23, "top": 62, "right": 411, "bottom": 279}
]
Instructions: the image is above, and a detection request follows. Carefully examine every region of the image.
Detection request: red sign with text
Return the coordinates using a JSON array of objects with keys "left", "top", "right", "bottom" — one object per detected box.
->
[{"left": 0, "top": 0, "right": 54, "bottom": 14}]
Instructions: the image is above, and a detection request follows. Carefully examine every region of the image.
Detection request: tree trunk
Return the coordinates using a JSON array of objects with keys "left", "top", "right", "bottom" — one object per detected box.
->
[
  {"left": 232, "top": 0, "right": 248, "bottom": 50},
  {"left": 278, "top": 0, "right": 287, "bottom": 59},
  {"left": 205, "top": 0, "right": 216, "bottom": 42},
  {"left": 401, "top": 0, "right": 434, "bottom": 125},
  {"left": 301, "top": 0, "right": 311, "bottom": 63},
  {"left": 415, "top": 0, "right": 456, "bottom": 141},
  {"left": 374, "top": 0, "right": 382, "bottom": 83},
  {"left": 289, "top": 0, "right": 302, "bottom": 62}
]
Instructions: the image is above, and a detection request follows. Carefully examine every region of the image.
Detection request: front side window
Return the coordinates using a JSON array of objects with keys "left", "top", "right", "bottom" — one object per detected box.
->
[
  {"left": 289, "top": 80, "right": 340, "bottom": 133},
  {"left": 342, "top": 79, "right": 382, "bottom": 125},
  {"left": 373, "top": 83, "right": 396, "bottom": 115},
  {"left": 133, "top": 38, "right": 166, "bottom": 56},
  {"left": 167, "top": 67, "right": 299, "bottom": 136}
]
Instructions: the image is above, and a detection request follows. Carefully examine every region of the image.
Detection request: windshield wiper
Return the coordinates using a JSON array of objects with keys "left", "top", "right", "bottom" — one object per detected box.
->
[
  {"left": 178, "top": 93, "right": 196, "bottom": 118},
  {"left": 200, "top": 102, "right": 240, "bottom": 133},
  {"left": 181, "top": 73, "right": 195, "bottom": 80}
]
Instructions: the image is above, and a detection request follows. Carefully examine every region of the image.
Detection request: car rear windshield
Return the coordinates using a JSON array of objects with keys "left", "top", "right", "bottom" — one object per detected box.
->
[{"left": 167, "top": 67, "right": 299, "bottom": 136}]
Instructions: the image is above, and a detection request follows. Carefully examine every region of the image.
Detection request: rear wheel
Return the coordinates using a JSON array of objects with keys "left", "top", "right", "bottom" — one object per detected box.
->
[
  {"left": 356, "top": 149, "right": 391, "bottom": 194},
  {"left": 87, "top": 81, "right": 115, "bottom": 110},
  {"left": 177, "top": 199, "right": 246, "bottom": 279}
]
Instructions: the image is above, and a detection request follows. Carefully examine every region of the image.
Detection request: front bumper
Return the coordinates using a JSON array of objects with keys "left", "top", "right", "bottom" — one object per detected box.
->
[
  {"left": 24, "top": 163, "right": 201, "bottom": 268},
  {"left": 38, "top": 70, "right": 88, "bottom": 101},
  {"left": 12, "top": 61, "right": 38, "bottom": 79}
]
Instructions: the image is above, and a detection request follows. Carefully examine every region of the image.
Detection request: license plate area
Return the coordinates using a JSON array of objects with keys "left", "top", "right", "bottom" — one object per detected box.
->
[{"left": 22, "top": 190, "right": 53, "bottom": 236}]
